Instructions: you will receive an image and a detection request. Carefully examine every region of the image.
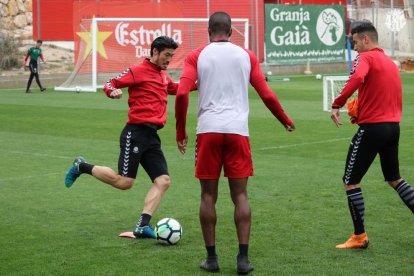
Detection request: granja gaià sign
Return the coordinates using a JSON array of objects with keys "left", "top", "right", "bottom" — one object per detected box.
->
[{"left": 265, "top": 5, "right": 345, "bottom": 65}]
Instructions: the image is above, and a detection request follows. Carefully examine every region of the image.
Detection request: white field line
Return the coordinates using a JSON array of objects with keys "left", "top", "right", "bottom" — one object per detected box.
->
[
  {"left": 0, "top": 149, "right": 75, "bottom": 160},
  {"left": 259, "top": 137, "right": 351, "bottom": 150},
  {"left": 0, "top": 172, "right": 63, "bottom": 182},
  {"left": 0, "top": 149, "right": 112, "bottom": 182},
  {"left": 259, "top": 128, "right": 414, "bottom": 151}
]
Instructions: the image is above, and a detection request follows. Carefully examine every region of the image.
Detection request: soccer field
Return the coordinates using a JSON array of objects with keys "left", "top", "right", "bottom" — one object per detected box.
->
[{"left": 1, "top": 74, "right": 413, "bottom": 275}]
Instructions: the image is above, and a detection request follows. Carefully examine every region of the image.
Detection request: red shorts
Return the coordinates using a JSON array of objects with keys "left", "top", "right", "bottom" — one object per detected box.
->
[{"left": 195, "top": 133, "right": 254, "bottom": 179}]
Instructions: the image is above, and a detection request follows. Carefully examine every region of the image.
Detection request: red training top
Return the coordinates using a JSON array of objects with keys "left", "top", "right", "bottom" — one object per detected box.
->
[
  {"left": 103, "top": 59, "right": 178, "bottom": 128},
  {"left": 332, "top": 48, "right": 402, "bottom": 124}
]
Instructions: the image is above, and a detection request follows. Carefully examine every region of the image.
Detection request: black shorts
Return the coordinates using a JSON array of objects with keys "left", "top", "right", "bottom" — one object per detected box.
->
[
  {"left": 118, "top": 124, "right": 168, "bottom": 182},
  {"left": 343, "top": 122, "right": 401, "bottom": 184},
  {"left": 29, "top": 60, "right": 38, "bottom": 74}
]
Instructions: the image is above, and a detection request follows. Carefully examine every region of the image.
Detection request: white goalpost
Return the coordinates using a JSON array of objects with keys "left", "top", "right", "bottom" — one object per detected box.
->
[
  {"left": 55, "top": 17, "right": 249, "bottom": 92},
  {"left": 322, "top": 75, "right": 350, "bottom": 112}
]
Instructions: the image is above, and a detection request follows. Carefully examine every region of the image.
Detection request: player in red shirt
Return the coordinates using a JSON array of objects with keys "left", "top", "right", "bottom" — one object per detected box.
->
[
  {"left": 64, "top": 36, "right": 180, "bottom": 239},
  {"left": 331, "top": 21, "right": 414, "bottom": 249},
  {"left": 176, "top": 12, "right": 294, "bottom": 274}
]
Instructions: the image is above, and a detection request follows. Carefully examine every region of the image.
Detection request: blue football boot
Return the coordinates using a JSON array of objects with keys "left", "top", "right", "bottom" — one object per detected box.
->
[
  {"left": 133, "top": 225, "right": 157, "bottom": 239},
  {"left": 64, "top": 156, "right": 87, "bottom": 188}
]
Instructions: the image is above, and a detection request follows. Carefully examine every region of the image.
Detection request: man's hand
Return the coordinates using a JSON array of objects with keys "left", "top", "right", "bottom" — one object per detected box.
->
[
  {"left": 177, "top": 135, "right": 188, "bottom": 155},
  {"left": 109, "top": 89, "right": 123, "bottom": 99},
  {"left": 285, "top": 123, "right": 295, "bottom": 132},
  {"left": 331, "top": 108, "right": 342, "bottom": 127}
]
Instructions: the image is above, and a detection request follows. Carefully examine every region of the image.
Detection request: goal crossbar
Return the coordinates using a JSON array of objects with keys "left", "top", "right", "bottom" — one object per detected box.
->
[
  {"left": 90, "top": 18, "right": 249, "bottom": 91},
  {"left": 55, "top": 17, "right": 249, "bottom": 92}
]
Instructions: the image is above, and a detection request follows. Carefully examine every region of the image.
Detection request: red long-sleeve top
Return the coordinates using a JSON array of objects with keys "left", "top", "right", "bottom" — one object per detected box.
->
[
  {"left": 332, "top": 48, "right": 402, "bottom": 124},
  {"left": 103, "top": 59, "right": 178, "bottom": 128}
]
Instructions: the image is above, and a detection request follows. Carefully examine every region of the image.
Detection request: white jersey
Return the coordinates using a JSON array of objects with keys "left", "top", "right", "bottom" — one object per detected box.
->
[
  {"left": 176, "top": 41, "right": 291, "bottom": 142},
  {"left": 196, "top": 42, "right": 251, "bottom": 136}
]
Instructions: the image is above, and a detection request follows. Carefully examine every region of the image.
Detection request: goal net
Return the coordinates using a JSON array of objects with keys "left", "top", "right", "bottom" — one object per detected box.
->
[
  {"left": 322, "top": 76, "right": 350, "bottom": 112},
  {"left": 55, "top": 17, "right": 249, "bottom": 92}
]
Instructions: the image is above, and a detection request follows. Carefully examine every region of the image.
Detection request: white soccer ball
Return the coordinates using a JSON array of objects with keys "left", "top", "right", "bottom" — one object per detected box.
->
[
  {"left": 315, "top": 74, "right": 322, "bottom": 80},
  {"left": 155, "top": 218, "right": 182, "bottom": 245},
  {"left": 75, "top": 86, "right": 81, "bottom": 93},
  {"left": 267, "top": 71, "right": 272, "bottom": 76}
]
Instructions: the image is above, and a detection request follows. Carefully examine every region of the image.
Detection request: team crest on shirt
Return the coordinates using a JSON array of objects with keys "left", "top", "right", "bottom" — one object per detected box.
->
[{"left": 133, "top": 146, "right": 139, "bottom": 153}]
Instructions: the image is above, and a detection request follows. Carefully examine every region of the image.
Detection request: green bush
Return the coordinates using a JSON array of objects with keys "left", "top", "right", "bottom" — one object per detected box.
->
[{"left": 0, "top": 36, "right": 22, "bottom": 70}]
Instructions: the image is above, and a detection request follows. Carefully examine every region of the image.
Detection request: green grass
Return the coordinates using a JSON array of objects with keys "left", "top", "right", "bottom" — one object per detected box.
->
[{"left": 1, "top": 73, "right": 414, "bottom": 275}]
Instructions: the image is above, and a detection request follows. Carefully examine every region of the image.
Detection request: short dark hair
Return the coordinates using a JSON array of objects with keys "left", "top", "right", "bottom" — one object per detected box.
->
[
  {"left": 351, "top": 21, "right": 378, "bottom": 43},
  {"left": 36, "top": 39, "right": 43, "bottom": 44},
  {"left": 150, "top": 36, "right": 178, "bottom": 56},
  {"left": 208, "top": 12, "right": 231, "bottom": 36}
]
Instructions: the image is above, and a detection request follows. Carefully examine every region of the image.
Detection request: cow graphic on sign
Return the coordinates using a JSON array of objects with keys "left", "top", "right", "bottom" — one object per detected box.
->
[{"left": 316, "top": 8, "right": 344, "bottom": 46}]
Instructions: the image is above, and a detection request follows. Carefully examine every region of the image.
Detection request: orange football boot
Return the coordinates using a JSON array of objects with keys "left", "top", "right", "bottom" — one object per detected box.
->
[{"left": 336, "top": 233, "right": 369, "bottom": 249}]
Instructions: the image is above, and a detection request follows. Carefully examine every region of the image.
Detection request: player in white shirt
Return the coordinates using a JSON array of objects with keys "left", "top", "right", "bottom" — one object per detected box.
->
[{"left": 175, "top": 11, "right": 295, "bottom": 274}]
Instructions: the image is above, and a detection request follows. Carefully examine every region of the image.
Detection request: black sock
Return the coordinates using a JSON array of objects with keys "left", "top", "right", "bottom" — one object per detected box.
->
[
  {"left": 394, "top": 179, "right": 414, "bottom": 214},
  {"left": 346, "top": 188, "right": 365, "bottom": 235},
  {"left": 137, "top": 213, "right": 152, "bottom": 227},
  {"left": 238, "top": 244, "right": 249, "bottom": 257},
  {"left": 206, "top": 245, "right": 217, "bottom": 258},
  {"left": 79, "top": 163, "right": 94, "bottom": 175}
]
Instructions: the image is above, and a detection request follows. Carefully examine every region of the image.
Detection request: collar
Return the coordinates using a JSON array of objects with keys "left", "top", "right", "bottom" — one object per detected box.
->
[
  {"left": 144, "top": 58, "right": 162, "bottom": 71},
  {"left": 211, "top": 38, "right": 229, "bottom": 42}
]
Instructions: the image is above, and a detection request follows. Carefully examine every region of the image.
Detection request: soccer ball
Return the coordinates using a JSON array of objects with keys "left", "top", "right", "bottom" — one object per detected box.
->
[
  {"left": 75, "top": 86, "right": 81, "bottom": 93},
  {"left": 267, "top": 71, "right": 272, "bottom": 76},
  {"left": 155, "top": 218, "right": 182, "bottom": 245},
  {"left": 315, "top": 74, "right": 322, "bottom": 80}
]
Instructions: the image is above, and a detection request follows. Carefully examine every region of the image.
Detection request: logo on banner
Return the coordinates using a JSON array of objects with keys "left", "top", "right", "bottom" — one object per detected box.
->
[
  {"left": 316, "top": 8, "right": 344, "bottom": 46},
  {"left": 115, "top": 22, "right": 183, "bottom": 58},
  {"left": 385, "top": 9, "right": 406, "bottom": 32}
]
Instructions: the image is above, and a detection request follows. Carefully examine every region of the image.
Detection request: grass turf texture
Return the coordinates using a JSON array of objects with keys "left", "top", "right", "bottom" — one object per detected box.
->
[{"left": 0, "top": 74, "right": 413, "bottom": 275}]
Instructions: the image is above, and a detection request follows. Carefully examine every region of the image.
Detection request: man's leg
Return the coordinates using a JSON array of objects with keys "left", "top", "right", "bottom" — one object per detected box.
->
[
  {"left": 199, "top": 179, "right": 220, "bottom": 273},
  {"left": 26, "top": 72, "right": 34, "bottom": 93},
  {"left": 65, "top": 157, "right": 135, "bottom": 190},
  {"left": 336, "top": 127, "right": 375, "bottom": 249},
  {"left": 133, "top": 175, "right": 170, "bottom": 239},
  {"left": 91, "top": 165, "right": 134, "bottom": 190},
  {"left": 336, "top": 183, "right": 369, "bottom": 249},
  {"left": 379, "top": 123, "right": 414, "bottom": 214},
  {"left": 34, "top": 73, "right": 45, "bottom": 91},
  {"left": 229, "top": 178, "right": 253, "bottom": 275},
  {"left": 389, "top": 179, "right": 414, "bottom": 214},
  {"left": 142, "top": 175, "right": 170, "bottom": 215}
]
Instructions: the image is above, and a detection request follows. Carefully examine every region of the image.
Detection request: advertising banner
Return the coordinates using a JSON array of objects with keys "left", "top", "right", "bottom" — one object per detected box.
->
[{"left": 265, "top": 5, "right": 345, "bottom": 65}]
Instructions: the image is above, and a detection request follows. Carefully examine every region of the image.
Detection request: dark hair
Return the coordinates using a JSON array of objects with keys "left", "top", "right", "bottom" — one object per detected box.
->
[
  {"left": 351, "top": 21, "right": 378, "bottom": 42},
  {"left": 150, "top": 36, "right": 178, "bottom": 56},
  {"left": 36, "top": 39, "right": 43, "bottom": 44},
  {"left": 208, "top": 11, "right": 231, "bottom": 36}
]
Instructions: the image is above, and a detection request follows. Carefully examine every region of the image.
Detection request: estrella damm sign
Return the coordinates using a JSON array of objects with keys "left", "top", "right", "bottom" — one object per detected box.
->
[{"left": 265, "top": 4, "right": 345, "bottom": 65}]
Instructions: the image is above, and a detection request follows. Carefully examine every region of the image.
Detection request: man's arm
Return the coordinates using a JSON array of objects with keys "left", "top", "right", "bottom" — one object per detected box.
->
[
  {"left": 23, "top": 50, "right": 29, "bottom": 66},
  {"left": 331, "top": 55, "right": 368, "bottom": 109},
  {"left": 175, "top": 52, "right": 198, "bottom": 154},
  {"left": 248, "top": 51, "right": 295, "bottom": 131},
  {"left": 330, "top": 55, "right": 369, "bottom": 127},
  {"left": 103, "top": 68, "right": 137, "bottom": 99}
]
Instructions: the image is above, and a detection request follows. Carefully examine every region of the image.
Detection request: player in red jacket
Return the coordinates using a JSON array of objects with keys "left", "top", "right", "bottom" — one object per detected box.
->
[
  {"left": 64, "top": 36, "right": 180, "bottom": 239},
  {"left": 331, "top": 21, "right": 414, "bottom": 249}
]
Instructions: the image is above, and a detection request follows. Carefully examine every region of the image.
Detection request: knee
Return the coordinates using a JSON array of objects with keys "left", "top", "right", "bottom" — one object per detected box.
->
[
  {"left": 154, "top": 175, "right": 170, "bottom": 191},
  {"left": 117, "top": 177, "right": 134, "bottom": 190}
]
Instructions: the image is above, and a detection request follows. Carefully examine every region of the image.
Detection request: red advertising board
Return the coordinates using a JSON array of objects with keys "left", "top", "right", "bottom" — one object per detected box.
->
[{"left": 32, "top": 0, "right": 264, "bottom": 60}]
